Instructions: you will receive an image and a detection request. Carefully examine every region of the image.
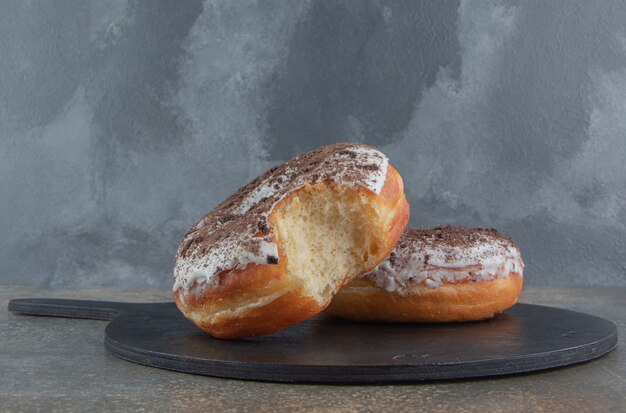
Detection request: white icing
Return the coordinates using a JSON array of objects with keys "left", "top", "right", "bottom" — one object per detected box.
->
[
  {"left": 364, "top": 230, "right": 524, "bottom": 292},
  {"left": 235, "top": 176, "right": 295, "bottom": 228},
  {"left": 235, "top": 148, "right": 387, "bottom": 216},
  {"left": 173, "top": 238, "right": 279, "bottom": 291},
  {"left": 174, "top": 144, "right": 389, "bottom": 292},
  {"left": 330, "top": 146, "right": 388, "bottom": 195}
]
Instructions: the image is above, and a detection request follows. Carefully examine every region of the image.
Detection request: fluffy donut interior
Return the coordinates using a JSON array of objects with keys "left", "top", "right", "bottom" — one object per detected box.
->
[{"left": 272, "top": 183, "right": 384, "bottom": 305}]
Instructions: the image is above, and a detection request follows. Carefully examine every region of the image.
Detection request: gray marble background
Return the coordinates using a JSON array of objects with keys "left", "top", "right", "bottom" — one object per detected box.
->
[{"left": 1, "top": 0, "right": 624, "bottom": 287}]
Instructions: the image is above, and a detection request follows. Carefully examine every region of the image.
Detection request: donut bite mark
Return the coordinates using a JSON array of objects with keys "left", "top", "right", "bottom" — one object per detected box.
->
[
  {"left": 326, "top": 226, "right": 524, "bottom": 323},
  {"left": 173, "top": 143, "right": 409, "bottom": 339}
]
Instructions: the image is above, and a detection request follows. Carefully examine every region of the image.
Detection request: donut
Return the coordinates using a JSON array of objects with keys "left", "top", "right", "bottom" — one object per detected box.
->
[
  {"left": 325, "top": 226, "right": 524, "bottom": 322},
  {"left": 173, "top": 143, "right": 410, "bottom": 338}
]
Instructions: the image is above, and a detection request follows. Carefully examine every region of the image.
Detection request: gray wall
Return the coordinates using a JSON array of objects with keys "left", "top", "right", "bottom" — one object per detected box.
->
[{"left": 1, "top": 0, "right": 625, "bottom": 287}]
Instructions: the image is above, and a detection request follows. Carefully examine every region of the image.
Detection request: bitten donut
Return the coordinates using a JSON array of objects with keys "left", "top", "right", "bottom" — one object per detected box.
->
[
  {"left": 326, "top": 226, "right": 524, "bottom": 322},
  {"left": 173, "top": 143, "right": 409, "bottom": 339}
]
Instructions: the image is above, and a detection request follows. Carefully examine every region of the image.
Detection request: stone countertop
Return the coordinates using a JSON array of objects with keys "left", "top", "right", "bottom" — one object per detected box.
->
[{"left": 1, "top": 285, "right": 624, "bottom": 412}]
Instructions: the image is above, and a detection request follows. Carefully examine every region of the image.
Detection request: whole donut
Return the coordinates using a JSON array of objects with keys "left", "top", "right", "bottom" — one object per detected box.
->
[
  {"left": 173, "top": 143, "right": 409, "bottom": 338},
  {"left": 326, "top": 226, "right": 524, "bottom": 322}
]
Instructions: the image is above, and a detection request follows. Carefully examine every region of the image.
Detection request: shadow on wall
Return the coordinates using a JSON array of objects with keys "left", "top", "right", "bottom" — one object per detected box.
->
[{"left": 262, "top": 0, "right": 461, "bottom": 159}]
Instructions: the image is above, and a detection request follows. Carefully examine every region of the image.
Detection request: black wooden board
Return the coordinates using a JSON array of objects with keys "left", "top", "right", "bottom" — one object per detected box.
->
[{"left": 8, "top": 298, "right": 617, "bottom": 383}]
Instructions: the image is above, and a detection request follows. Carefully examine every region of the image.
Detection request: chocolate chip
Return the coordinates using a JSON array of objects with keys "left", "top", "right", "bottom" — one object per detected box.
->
[
  {"left": 360, "top": 164, "right": 379, "bottom": 171},
  {"left": 257, "top": 221, "right": 270, "bottom": 234}
]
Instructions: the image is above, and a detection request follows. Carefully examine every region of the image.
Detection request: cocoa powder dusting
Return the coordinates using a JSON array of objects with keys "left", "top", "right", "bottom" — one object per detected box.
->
[
  {"left": 175, "top": 143, "right": 389, "bottom": 284},
  {"left": 364, "top": 226, "right": 523, "bottom": 291},
  {"left": 390, "top": 226, "right": 518, "bottom": 265},
  {"left": 404, "top": 226, "right": 514, "bottom": 250}
]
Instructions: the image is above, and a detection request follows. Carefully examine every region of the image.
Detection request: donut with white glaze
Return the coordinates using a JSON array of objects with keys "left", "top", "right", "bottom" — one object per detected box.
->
[
  {"left": 326, "top": 226, "right": 524, "bottom": 322},
  {"left": 173, "top": 143, "right": 410, "bottom": 338}
]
